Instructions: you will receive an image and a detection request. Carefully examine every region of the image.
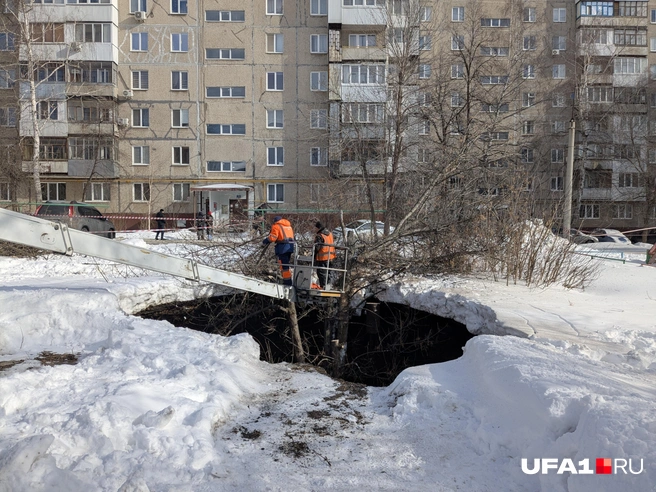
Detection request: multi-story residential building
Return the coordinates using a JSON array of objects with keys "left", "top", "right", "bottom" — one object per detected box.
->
[{"left": 0, "top": 0, "right": 654, "bottom": 235}]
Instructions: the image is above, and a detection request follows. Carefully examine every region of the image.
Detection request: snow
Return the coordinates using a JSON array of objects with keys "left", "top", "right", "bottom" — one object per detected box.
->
[{"left": 0, "top": 232, "right": 655, "bottom": 491}]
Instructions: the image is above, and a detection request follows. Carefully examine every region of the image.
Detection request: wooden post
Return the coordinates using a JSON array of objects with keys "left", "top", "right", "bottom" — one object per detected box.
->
[{"left": 287, "top": 300, "right": 305, "bottom": 363}]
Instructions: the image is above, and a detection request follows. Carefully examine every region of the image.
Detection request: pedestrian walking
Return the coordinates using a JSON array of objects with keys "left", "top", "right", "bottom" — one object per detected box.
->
[{"left": 155, "top": 209, "right": 166, "bottom": 240}]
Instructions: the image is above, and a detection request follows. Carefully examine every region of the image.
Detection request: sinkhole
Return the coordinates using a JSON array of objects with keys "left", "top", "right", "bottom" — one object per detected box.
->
[{"left": 137, "top": 295, "right": 475, "bottom": 387}]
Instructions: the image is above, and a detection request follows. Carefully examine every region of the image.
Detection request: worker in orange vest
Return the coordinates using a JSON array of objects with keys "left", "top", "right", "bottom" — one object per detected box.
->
[
  {"left": 313, "top": 222, "right": 336, "bottom": 289},
  {"left": 263, "top": 215, "right": 295, "bottom": 286}
]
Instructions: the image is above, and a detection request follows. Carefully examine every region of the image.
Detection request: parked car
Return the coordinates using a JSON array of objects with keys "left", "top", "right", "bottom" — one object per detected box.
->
[
  {"left": 34, "top": 201, "right": 116, "bottom": 239},
  {"left": 568, "top": 229, "right": 599, "bottom": 244},
  {"left": 592, "top": 228, "right": 631, "bottom": 244},
  {"left": 332, "top": 220, "right": 392, "bottom": 244}
]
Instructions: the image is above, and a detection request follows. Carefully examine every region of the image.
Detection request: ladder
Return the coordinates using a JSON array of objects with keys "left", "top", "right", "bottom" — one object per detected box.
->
[{"left": 0, "top": 208, "right": 299, "bottom": 301}]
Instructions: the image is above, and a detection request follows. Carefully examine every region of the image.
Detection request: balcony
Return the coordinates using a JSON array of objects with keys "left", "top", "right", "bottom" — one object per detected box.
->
[
  {"left": 68, "top": 160, "right": 119, "bottom": 178},
  {"left": 580, "top": 188, "right": 612, "bottom": 200},
  {"left": 341, "top": 46, "right": 386, "bottom": 61},
  {"left": 21, "top": 161, "right": 68, "bottom": 174}
]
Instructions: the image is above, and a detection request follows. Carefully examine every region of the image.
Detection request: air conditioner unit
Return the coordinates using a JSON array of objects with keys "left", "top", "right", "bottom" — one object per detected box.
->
[
  {"left": 134, "top": 10, "right": 147, "bottom": 21},
  {"left": 117, "top": 118, "right": 129, "bottom": 127},
  {"left": 70, "top": 41, "right": 82, "bottom": 52},
  {"left": 122, "top": 90, "right": 133, "bottom": 99},
  {"left": 552, "top": 49, "right": 560, "bottom": 55}
]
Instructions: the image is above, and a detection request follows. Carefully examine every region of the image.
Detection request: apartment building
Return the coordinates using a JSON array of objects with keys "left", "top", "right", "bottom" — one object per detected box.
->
[{"left": 0, "top": 0, "right": 655, "bottom": 233}]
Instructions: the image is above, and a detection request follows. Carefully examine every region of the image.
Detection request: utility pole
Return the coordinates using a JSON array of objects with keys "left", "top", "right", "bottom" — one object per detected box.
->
[{"left": 562, "top": 118, "right": 576, "bottom": 235}]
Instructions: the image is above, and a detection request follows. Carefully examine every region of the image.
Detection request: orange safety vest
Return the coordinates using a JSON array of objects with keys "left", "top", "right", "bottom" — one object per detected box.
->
[
  {"left": 268, "top": 219, "right": 294, "bottom": 244},
  {"left": 315, "top": 231, "right": 336, "bottom": 262}
]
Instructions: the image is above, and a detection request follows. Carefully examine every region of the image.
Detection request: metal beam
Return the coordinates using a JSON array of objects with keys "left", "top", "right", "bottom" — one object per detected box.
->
[{"left": 0, "top": 208, "right": 294, "bottom": 301}]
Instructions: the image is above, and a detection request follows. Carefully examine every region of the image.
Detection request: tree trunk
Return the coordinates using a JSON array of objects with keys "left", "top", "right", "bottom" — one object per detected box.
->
[{"left": 287, "top": 300, "right": 305, "bottom": 363}]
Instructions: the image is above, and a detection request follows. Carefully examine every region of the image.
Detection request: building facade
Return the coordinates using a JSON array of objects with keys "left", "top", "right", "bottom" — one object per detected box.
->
[{"left": 0, "top": 0, "right": 654, "bottom": 233}]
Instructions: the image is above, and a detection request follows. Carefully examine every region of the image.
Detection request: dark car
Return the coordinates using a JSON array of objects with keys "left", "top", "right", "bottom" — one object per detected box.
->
[{"left": 34, "top": 201, "right": 116, "bottom": 239}]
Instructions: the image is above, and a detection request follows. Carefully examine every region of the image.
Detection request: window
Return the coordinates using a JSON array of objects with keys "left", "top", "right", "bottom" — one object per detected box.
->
[
  {"left": 267, "top": 183, "right": 284, "bottom": 203},
  {"left": 552, "top": 94, "right": 566, "bottom": 107},
  {"left": 579, "top": 204, "right": 600, "bottom": 219},
  {"left": 553, "top": 8, "right": 566, "bottom": 22},
  {"left": 341, "top": 64, "right": 386, "bottom": 84},
  {"left": 206, "top": 10, "right": 245, "bottom": 22},
  {"left": 171, "top": 0, "right": 187, "bottom": 14},
  {"left": 310, "top": 183, "right": 327, "bottom": 203},
  {"left": 0, "top": 107, "right": 16, "bottom": 126},
  {"left": 311, "top": 34, "right": 328, "bottom": 53},
  {"left": 343, "top": 103, "right": 384, "bottom": 123},
  {"left": 267, "top": 146, "right": 284, "bottom": 166},
  {"left": 451, "top": 93, "right": 464, "bottom": 107},
  {"left": 581, "top": 28, "right": 609, "bottom": 45},
  {"left": 419, "top": 64, "right": 432, "bottom": 79},
  {"left": 133, "top": 146, "right": 150, "bottom": 165},
  {"left": 131, "top": 0, "right": 147, "bottom": 13},
  {"left": 612, "top": 204, "right": 633, "bottom": 219},
  {"left": 523, "top": 7, "right": 536, "bottom": 22},
  {"left": 551, "top": 148, "right": 564, "bottom": 163},
  {"left": 133, "top": 183, "right": 150, "bottom": 202},
  {"left": 266, "top": 72, "right": 284, "bottom": 91},
  {"left": 523, "top": 64, "right": 535, "bottom": 79},
  {"left": 311, "top": 147, "right": 327, "bottom": 166},
  {"left": 651, "top": 38, "right": 656, "bottom": 52},
  {"left": 267, "top": 0, "right": 283, "bottom": 15},
  {"left": 42, "top": 183, "right": 66, "bottom": 201},
  {"left": 481, "top": 18, "right": 510, "bottom": 27},
  {"left": 171, "top": 33, "right": 188, "bottom": 52},
  {"left": 349, "top": 34, "right": 376, "bottom": 47},
  {"left": 205, "top": 48, "right": 245, "bottom": 59},
  {"left": 521, "top": 147, "right": 534, "bottom": 163},
  {"left": 419, "top": 120, "right": 430, "bottom": 135},
  {"left": 206, "top": 86, "right": 246, "bottom": 98},
  {"left": 0, "top": 182, "right": 8, "bottom": 201},
  {"left": 451, "top": 35, "right": 464, "bottom": 50},
  {"left": 523, "top": 35, "right": 536, "bottom": 50},
  {"left": 207, "top": 161, "right": 246, "bottom": 172},
  {"left": 0, "top": 32, "right": 14, "bottom": 51},
  {"left": 132, "top": 108, "right": 149, "bottom": 127},
  {"left": 614, "top": 28, "right": 647, "bottom": 46},
  {"left": 481, "top": 75, "right": 508, "bottom": 85},
  {"left": 74, "top": 23, "right": 110, "bottom": 43},
  {"left": 69, "top": 137, "right": 113, "bottom": 160},
  {"left": 32, "top": 23, "right": 64, "bottom": 43},
  {"left": 173, "top": 183, "right": 190, "bottom": 202},
  {"left": 419, "top": 35, "right": 431, "bottom": 50},
  {"left": 311, "top": 109, "right": 327, "bottom": 129},
  {"left": 171, "top": 71, "right": 188, "bottom": 90},
  {"left": 311, "top": 0, "right": 327, "bottom": 15},
  {"left": 551, "top": 176, "right": 564, "bottom": 191},
  {"left": 343, "top": 0, "right": 383, "bottom": 5},
  {"left": 267, "top": 109, "right": 284, "bottom": 128},
  {"left": 172, "top": 109, "right": 189, "bottom": 128},
  {"left": 421, "top": 6, "right": 432, "bottom": 21},
  {"left": 481, "top": 132, "right": 509, "bottom": 141},
  {"left": 481, "top": 46, "right": 509, "bottom": 56},
  {"left": 418, "top": 92, "right": 431, "bottom": 107},
  {"left": 553, "top": 36, "right": 566, "bottom": 51},
  {"left": 450, "top": 64, "right": 463, "bottom": 79},
  {"left": 650, "top": 149, "right": 656, "bottom": 163},
  {"left": 37, "top": 101, "right": 58, "bottom": 120},
  {"left": 588, "top": 86, "right": 613, "bottom": 102},
  {"left": 36, "top": 64, "right": 64, "bottom": 83},
  {"left": 522, "top": 121, "right": 535, "bottom": 135},
  {"left": 618, "top": 2, "right": 647, "bottom": 17},
  {"left": 206, "top": 124, "right": 246, "bottom": 135},
  {"left": 132, "top": 70, "right": 148, "bottom": 90},
  {"left": 553, "top": 65, "right": 566, "bottom": 79},
  {"left": 615, "top": 57, "right": 645, "bottom": 74},
  {"left": 310, "top": 71, "right": 328, "bottom": 91},
  {"left": 267, "top": 33, "right": 283, "bottom": 53},
  {"left": 85, "top": 182, "right": 110, "bottom": 202},
  {"left": 173, "top": 146, "right": 190, "bottom": 165},
  {"left": 452, "top": 7, "right": 464, "bottom": 21},
  {"left": 618, "top": 173, "right": 641, "bottom": 187},
  {"left": 578, "top": 2, "right": 613, "bottom": 16},
  {"left": 131, "top": 32, "right": 148, "bottom": 51}
]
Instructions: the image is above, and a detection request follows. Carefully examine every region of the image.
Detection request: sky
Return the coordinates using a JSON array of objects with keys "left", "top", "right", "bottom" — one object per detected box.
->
[{"left": 0, "top": 230, "right": 655, "bottom": 492}]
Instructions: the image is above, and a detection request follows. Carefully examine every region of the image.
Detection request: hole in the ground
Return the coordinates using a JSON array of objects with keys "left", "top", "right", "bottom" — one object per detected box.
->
[{"left": 136, "top": 294, "right": 475, "bottom": 386}]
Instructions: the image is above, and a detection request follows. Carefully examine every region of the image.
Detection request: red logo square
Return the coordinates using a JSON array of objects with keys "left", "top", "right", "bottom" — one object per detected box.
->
[{"left": 596, "top": 458, "right": 612, "bottom": 474}]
